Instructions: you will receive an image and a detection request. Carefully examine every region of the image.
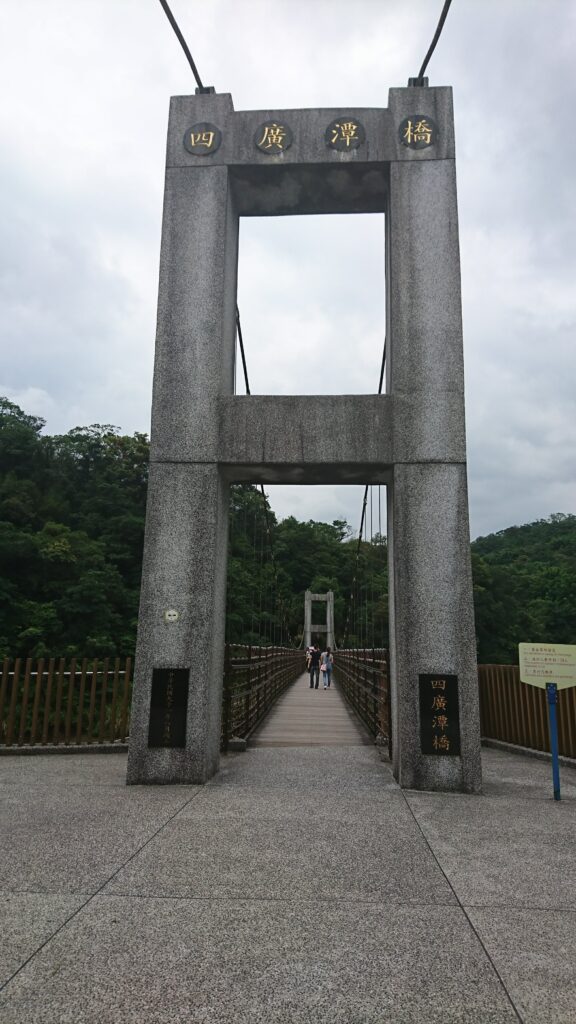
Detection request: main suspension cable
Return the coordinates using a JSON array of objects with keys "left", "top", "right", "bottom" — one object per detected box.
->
[
  {"left": 415, "top": 0, "right": 454, "bottom": 84},
  {"left": 236, "top": 308, "right": 251, "bottom": 396},
  {"left": 233, "top": 311, "right": 290, "bottom": 641},
  {"left": 343, "top": 331, "right": 387, "bottom": 647},
  {"left": 157, "top": 0, "right": 206, "bottom": 91}
]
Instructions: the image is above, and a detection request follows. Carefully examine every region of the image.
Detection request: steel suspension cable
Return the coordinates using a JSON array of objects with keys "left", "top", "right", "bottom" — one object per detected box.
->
[
  {"left": 343, "top": 485, "right": 369, "bottom": 647},
  {"left": 370, "top": 486, "right": 375, "bottom": 648},
  {"left": 235, "top": 308, "right": 251, "bottom": 397},
  {"left": 234, "top": 311, "right": 293, "bottom": 645},
  {"left": 157, "top": 0, "right": 453, "bottom": 650},
  {"left": 343, "top": 327, "right": 387, "bottom": 647},
  {"left": 157, "top": 0, "right": 206, "bottom": 91},
  {"left": 415, "top": 0, "right": 454, "bottom": 84}
]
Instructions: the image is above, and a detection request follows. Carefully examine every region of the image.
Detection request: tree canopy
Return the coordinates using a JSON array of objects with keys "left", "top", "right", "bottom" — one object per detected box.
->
[
  {"left": 0, "top": 397, "right": 574, "bottom": 662},
  {"left": 0, "top": 399, "right": 148, "bottom": 657},
  {"left": 471, "top": 514, "right": 576, "bottom": 662}
]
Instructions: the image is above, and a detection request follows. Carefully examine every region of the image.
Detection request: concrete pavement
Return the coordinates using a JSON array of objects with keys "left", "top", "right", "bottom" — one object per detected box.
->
[{"left": 1, "top": 733, "right": 575, "bottom": 1020}]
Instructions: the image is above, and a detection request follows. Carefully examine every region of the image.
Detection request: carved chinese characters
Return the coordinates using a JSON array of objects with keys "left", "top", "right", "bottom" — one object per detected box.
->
[
  {"left": 181, "top": 113, "right": 439, "bottom": 160},
  {"left": 399, "top": 114, "right": 437, "bottom": 149},
  {"left": 183, "top": 122, "right": 222, "bottom": 155},
  {"left": 254, "top": 121, "right": 293, "bottom": 153},
  {"left": 419, "top": 674, "right": 461, "bottom": 755},
  {"left": 148, "top": 668, "right": 189, "bottom": 748},
  {"left": 181, "top": 117, "right": 373, "bottom": 157},
  {"left": 325, "top": 118, "right": 366, "bottom": 151}
]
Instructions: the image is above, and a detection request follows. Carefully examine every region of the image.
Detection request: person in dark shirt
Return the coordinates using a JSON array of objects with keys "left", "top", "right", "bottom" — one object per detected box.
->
[{"left": 309, "top": 644, "right": 321, "bottom": 689}]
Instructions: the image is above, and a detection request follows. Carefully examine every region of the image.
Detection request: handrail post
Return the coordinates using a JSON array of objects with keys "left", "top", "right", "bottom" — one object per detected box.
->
[
  {"left": 222, "top": 643, "right": 231, "bottom": 751},
  {"left": 244, "top": 645, "right": 252, "bottom": 737}
]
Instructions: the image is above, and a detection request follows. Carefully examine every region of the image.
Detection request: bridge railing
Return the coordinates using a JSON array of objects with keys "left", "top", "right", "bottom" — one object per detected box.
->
[
  {"left": 0, "top": 648, "right": 303, "bottom": 751},
  {"left": 335, "top": 648, "right": 391, "bottom": 755},
  {"left": 222, "top": 645, "right": 303, "bottom": 748},
  {"left": 336, "top": 657, "right": 576, "bottom": 760},
  {"left": 0, "top": 657, "right": 133, "bottom": 748},
  {"left": 479, "top": 664, "right": 576, "bottom": 758},
  {"left": 5, "top": 653, "right": 569, "bottom": 760}
]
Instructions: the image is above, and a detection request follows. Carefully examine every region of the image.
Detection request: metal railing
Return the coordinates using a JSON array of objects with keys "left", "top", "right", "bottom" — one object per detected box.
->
[
  {"left": 335, "top": 648, "right": 391, "bottom": 755},
  {"left": 479, "top": 664, "right": 576, "bottom": 759},
  {"left": 221, "top": 645, "right": 303, "bottom": 748},
  {"left": 0, "top": 657, "right": 132, "bottom": 748},
  {"left": 7, "top": 653, "right": 568, "bottom": 761},
  {"left": 0, "top": 648, "right": 302, "bottom": 752}
]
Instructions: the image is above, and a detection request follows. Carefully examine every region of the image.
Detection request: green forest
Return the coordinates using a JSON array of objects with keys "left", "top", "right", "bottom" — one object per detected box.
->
[{"left": 1, "top": 397, "right": 575, "bottom": 663}]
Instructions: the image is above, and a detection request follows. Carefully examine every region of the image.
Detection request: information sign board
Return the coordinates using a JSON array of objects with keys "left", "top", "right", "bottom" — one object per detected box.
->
[{"left": 518, "top": 643, "right": 576, "bottom": 689}]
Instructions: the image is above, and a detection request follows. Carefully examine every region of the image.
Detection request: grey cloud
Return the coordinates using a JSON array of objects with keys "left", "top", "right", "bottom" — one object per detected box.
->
[{"left": 0, "top": 0, "right": 574, "bottom": 538}]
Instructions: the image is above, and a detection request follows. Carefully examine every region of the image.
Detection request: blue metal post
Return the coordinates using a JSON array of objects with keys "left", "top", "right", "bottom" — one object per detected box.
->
[{"left": 546, "top": 682, "right": 561, "bottom": 801}]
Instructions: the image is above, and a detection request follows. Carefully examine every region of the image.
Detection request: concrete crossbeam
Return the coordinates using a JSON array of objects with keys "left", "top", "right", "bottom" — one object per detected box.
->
[
  {"left": 152, "top": 394, "right": 466, "bottom": 477},
  {"left": 218, "top": 395, "right": 393, "bottom": 484}
]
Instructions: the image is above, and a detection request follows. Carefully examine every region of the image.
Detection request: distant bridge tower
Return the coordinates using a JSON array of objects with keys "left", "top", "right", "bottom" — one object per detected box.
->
[{"left": 304, "top": 591, "right": 335, "bottom": 650}]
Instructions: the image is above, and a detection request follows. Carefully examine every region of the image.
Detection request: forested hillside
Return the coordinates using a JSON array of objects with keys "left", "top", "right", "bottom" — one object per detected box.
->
[
  {"left": 226, "top": 484, "right": 387, "bottom": 649},
  {"left": 0, "top": 398, "right": 574, "bottom": 662},
  {"left": 0, "top": 398, "right": 148, "bottom": 658},
  {"left": 471, "top": 515, "right": 576, "bottom": 662}
]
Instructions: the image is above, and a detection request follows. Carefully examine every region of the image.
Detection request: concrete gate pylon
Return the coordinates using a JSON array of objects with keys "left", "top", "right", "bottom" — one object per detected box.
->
[
  {"left": 127, "top": 85, "right": 482, "bottom": 793},
  {"left": 304, "top": 591, "right": 335, "bottom": 651}
]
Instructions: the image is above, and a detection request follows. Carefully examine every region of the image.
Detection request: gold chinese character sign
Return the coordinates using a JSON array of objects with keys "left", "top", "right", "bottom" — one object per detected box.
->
[
  {"left": 183, "top": 122, "right": 222, "bottom": 156},
  {"left": 399, "top": 114, "right": 438, "bottom": 150},
  {"left": 254, "top": 121, "right": 293, "bottom": 154},
  {"left": 325, "top": 118, "right": 366, "bottom": 152},
  {"left": 419, "top": 674, "right": 461, "bottom": 755}
]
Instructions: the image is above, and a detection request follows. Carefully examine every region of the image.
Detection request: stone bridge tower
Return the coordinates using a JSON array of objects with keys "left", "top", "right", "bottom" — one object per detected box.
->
[
  {"left": 127, "top": 84, "right": 482, "bottom": 794},
  {"left": 304, "top": 591, "right": 335, "bottom": 651}
]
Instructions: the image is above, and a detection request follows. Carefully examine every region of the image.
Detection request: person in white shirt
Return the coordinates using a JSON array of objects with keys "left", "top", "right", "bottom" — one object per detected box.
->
[{"left": 321, "top": 647, "right": 334, "bottom": 689}]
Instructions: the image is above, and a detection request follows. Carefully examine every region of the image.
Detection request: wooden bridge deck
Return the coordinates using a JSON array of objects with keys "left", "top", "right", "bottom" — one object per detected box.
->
[{"left": 250, "top": 671, "right": 371, "bottom": 747}]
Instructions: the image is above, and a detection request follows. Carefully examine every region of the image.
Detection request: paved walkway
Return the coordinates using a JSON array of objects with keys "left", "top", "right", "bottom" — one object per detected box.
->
[
  {"left": 251, "top": 671, "right": 370, "bottom": 746},
  {"left": 1, "top": 743, "right": 575, "bottom": 1022}
]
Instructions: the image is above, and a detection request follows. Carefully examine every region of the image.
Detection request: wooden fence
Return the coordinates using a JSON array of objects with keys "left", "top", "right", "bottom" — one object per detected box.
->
[
  {"left": 0, "top": 657, "right": 132, "bottom": 748},
  {"left": 478, "top": 664, "right": 576, "bottom": 759},
  {"left": 334, "top": 657, "right": 576, "bottom": 761},
  {"left": 2, "top": 654, "right": 574, "bottom": 759},
  {"left": 335, "top": 648, "right": 391, "bottom": 755},
  {"left": 0, "top": 648, "right": 303, "bottom": 751}
]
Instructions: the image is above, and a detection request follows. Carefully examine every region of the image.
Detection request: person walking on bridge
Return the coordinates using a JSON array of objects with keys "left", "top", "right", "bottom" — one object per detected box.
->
[
  {"left": 321, "top": 647, "right": 334, "bottom": 689},
  {"left": 308, "top": 644, "right": 321, "bottom": 689}
]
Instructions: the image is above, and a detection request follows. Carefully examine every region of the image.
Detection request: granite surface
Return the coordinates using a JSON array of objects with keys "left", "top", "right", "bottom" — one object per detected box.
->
[
  {"left": 131, "top": 85, "right": 479, "bottom": 791},
  {"left": 1, "top": 746, "right": 575, "bottom": 1022}
]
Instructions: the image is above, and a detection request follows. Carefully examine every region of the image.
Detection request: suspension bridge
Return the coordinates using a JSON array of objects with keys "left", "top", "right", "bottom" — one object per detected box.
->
[{"left": 2, "top": 61, "right": 575, "bottom": 1024}]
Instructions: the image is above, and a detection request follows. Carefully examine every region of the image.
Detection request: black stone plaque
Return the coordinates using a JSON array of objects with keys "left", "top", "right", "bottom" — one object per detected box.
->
[
  {"left": 399, "top": 114, "right": 438, "bottom": 149},
  {"left": 148, "top": 668, "right": 189, "bottom": 748},
  {"left": 183, "top": 123, "right": 222, "bottom": 155},
  {"left": 325, "top": 117, "right": 366, "bottom": 151},
  {"left": 419, "top": 674, "right": 460, "bottom": 756},
  {"left": 254, "top": 121, "right": 293, "bottom": 153}
]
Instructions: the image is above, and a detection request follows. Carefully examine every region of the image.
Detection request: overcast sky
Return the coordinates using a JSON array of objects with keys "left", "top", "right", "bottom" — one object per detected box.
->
[{"left": 1, "top": 0, "right": 575, "bottom": 539}]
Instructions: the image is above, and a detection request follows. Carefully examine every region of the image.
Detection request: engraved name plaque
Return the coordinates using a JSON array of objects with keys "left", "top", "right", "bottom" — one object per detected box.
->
[
  {"left": 148, "top": 668, "right": 189, "bottom": 748},
  {"left": 419, "top": 673, "right": 461, "bottom": 755}
]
